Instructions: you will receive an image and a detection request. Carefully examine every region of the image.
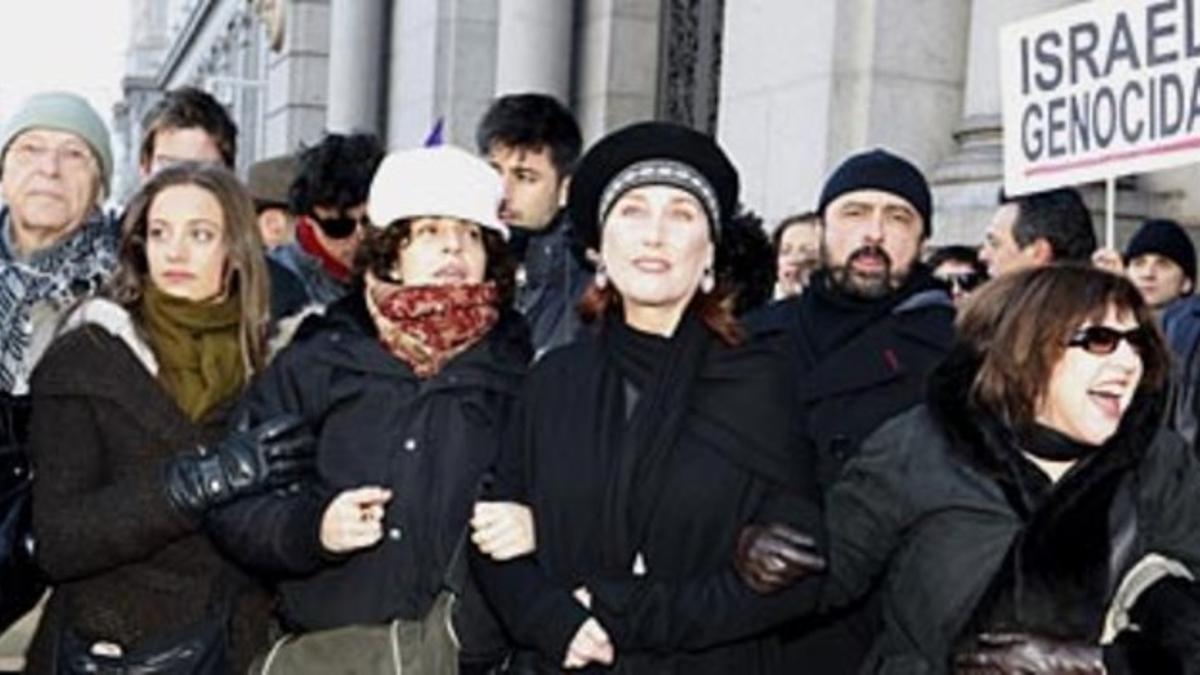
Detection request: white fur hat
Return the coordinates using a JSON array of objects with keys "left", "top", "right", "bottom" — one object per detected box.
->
[{"left": 367, "top": 145, "right": 507, "bottom": 239}]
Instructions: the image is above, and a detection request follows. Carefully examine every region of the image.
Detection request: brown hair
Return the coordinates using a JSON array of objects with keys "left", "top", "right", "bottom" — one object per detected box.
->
[
  {"left": 139, "top": 87, "right": 237, "bottom": 170},
  {"left": 771, "top": 210, "right": 820, "bottom": 254},
  {"left": 578, "top": 283, "right": 743, "bottom": 346},
  {"left": 109, "top": 162, "right": 269, "bottom": 377},
  {"left": 354, "top": 219, "right": 517, "bottom": 308},
  {"left": 957, "top": 264, "right": 1168, "bottom": 428}
]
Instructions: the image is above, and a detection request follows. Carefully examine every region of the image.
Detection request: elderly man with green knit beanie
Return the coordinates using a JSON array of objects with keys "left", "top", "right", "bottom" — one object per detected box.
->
[
  {"left": 0, "top": 91, "right": 117, "bottom": 395},
  {"left": 0, "top": 90, "right": 117, "bottom": 666}
]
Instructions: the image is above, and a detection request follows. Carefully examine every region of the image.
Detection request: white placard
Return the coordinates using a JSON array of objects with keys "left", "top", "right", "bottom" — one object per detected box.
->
[{"left": 1002, "top": 0, "right": 1200, "bottom": 195}]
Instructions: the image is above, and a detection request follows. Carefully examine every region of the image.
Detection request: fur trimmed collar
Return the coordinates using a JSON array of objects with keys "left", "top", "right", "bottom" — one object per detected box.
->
[
  {"left": 61, "top": 298, "right": 158, "bottom": 375},
  {"left": 929, "top": 344, "right": 1164, "bottom": 646}
]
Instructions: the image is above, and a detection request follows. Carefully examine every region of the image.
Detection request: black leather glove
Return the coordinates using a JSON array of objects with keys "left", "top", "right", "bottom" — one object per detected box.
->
[
  {"left": 1124, "top": 576, "right": 1200, "bottom": 673},
  {"left": 733, "top": 523, "right": 826, "bottom": 594},
  {"left": 164, "top": 414, "right": 316, "bottom": 518},
  {"left": 954, "top": 633, "right": 1105, "bottom": 674}
]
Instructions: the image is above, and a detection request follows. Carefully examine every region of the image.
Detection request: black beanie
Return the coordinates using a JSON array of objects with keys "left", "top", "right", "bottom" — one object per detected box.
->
[
  {"left": 1124, "top": 218, "right": 1196, "bottom": 283},
  {"left": 817, "top": 148, "right": 932, "bottom": 237}
]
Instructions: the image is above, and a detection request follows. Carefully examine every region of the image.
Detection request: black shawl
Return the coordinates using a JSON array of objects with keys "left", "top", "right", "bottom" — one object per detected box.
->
[{"left": 584, "top": 310, "right": 807, "bottom": 573}]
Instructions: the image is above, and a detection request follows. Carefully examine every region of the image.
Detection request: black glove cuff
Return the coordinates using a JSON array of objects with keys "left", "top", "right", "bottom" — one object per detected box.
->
[{"left": 163, "top": 448, "right": 230, "bottom": 518}]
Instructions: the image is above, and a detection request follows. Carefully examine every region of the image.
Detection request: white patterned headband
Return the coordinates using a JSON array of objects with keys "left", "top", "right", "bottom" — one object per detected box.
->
[{"left": 597, "top": 159, "right": 721, "bottom": 241}]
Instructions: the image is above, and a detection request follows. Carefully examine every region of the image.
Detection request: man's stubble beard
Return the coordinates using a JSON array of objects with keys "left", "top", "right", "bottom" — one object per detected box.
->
[{"left": 822, "top": 244, "right": 911, "bottom": 300}]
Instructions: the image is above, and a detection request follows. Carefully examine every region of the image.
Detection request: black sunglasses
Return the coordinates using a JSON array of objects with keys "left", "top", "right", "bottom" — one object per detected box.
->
[
  {"left": 941, "top": 271, "right": 985, "bottom": 292},
  {"left": 1066, "top": 326, "right": 1150, "bottom": 356},
  {"left": 312, "top": 213, "right": 367, "bottom": 239}
]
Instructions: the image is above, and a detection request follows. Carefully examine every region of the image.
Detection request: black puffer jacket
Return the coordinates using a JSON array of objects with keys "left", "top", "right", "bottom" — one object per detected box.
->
[
  {"left": 820, "top": 346, "right": 1200, "bottom": 674},
  {"left": 210, "top": 290, "right": 530, "bottom": 663}
]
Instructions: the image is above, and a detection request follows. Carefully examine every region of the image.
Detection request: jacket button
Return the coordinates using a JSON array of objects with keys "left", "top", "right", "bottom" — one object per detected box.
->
[
  {"left": 403, "top": 438, "right": 418, "bottom": 452},
  {"left": 388, "top": 528, "right": 403, "bottom": 541}
]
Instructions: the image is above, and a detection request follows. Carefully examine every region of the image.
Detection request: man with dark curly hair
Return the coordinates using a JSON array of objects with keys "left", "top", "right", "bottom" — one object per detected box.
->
[{"left": 271, "top": 132, "right": 384, "bottom": 305}]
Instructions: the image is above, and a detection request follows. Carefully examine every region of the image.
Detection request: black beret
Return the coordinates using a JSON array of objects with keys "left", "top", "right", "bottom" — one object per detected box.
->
[{"left": 568, "top": 121, "right": 739, "bottom": 250}]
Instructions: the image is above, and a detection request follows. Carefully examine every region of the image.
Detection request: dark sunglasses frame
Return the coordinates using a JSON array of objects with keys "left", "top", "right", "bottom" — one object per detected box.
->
[
  {"left": 941, "top": 271, "right": 985, "bottom": 292},
  {"left": 1065, "top": 325, "right": 1150, "bottom": 356},
  {"left": 311, "top": 213, "right": 368, "bottom": 239}
]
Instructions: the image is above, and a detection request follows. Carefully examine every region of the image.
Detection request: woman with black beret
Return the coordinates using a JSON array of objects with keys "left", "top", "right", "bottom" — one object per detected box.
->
[{"left": 472, "top": 121, "right": 825, "bottom": 673}]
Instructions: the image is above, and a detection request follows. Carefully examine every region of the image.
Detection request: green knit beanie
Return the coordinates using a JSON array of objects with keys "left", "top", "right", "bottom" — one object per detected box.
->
[{"left": 1, "top": 92, "right": 113, "bottom": 194}]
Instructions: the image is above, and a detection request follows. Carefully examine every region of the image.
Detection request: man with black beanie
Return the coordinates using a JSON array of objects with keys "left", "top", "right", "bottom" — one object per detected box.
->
[
  {"left": 1124, "top": 218, "right": 1195, "bottom": 313},
  {"left": 746, "top": 147, "right": 955, "bottom": 673}
]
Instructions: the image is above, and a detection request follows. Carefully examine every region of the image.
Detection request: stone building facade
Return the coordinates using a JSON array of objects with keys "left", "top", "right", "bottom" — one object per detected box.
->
[{"left": 115, "top": 0, "right": 1200, "bottom": 247}]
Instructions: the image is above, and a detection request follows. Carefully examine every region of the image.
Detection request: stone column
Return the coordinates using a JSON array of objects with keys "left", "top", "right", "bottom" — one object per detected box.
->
[
  {"left": 326, "top": 0, "right": 388, "bottom": 134},
  {"left": 385, "top": 0, "right": 498, "bottom": 148},
  {"left": 494, "top": 0, "right": 573, "bottom": 100},
  {"left": 718, "top": 0, "right": 968, "bottom": 226},
  {"left": 263, "top": 0, "right": 331, "bottom": 156},
  {"left": 574, "top": 0, "right": 661, "bottom": 144}
]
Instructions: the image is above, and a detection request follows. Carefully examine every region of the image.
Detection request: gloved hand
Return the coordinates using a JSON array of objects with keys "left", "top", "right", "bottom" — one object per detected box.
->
[
  {"left": 733, "top": 523, "right": 826, "bottom": 594},
  {"left": 954, "top": 633, "right": 1104, "bottom": 674},
  {"left": 164, "top": 414, "right": 316, "bottom": 517},
  {"left": 1127, "top": 576, "right": 1200, "bottom": 671}
]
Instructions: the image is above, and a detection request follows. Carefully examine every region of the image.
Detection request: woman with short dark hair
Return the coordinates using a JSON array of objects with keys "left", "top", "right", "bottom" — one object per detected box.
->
[
  {"left": 473, "top": 121, "right": 825, "bottom": 674},
  {"left": 739, "top": 264, "right": 1200, "bottom": 673},
  {"left": 211, "top": 145, "right": 530, "bottom": 674}
]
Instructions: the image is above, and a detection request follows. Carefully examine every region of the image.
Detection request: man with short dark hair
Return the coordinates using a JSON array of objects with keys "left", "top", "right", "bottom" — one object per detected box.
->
[
  {"left": 137, "top": 86, "right": 306, "bottom": 319},
  {"left": 138, "top": 86, "right": 237, "bottom": 179},
  {"left": 980, "top": 187, "right": 1097, "bottom": 277},
  {"left": 476, "top": 93, "right": 588, "bottom": 356},
  {"left": 748, "top": 148, "right": 955, "bottom": 673},
  {"left": 271, "top": 132, "right": 384, "bottom": 306}
]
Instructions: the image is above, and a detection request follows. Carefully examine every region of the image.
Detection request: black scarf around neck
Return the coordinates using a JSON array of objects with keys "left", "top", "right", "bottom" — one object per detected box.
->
[
  {"left": 801, "top": 265, "right": 940, "bottom": 360},
  {"left": 599, "top": 312, "right": 710, "bottom": 571},
  {"left": 929, "top": 345, "right": 1163, "bottom": 650},
  {"left": 582, "top": 310, "right": 811, "bottom": 574}
]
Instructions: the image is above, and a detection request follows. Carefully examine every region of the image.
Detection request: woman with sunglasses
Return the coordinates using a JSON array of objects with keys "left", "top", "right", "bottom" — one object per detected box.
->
[{"left": 737, "top": 264, "right": 1200, "bottom": 673}]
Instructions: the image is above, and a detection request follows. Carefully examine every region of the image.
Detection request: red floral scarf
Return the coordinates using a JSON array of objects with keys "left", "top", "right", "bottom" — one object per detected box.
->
[{"left": 364, "top": 274, "right": 500, "bottom": 378}]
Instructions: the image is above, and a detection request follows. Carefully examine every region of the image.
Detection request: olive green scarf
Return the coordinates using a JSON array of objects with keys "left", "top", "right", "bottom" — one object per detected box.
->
[{"left": 140, "top": 284, "right": 244, "bottom": 421}]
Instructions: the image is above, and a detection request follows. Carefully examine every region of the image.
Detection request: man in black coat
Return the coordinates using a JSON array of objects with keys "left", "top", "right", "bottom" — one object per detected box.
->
[
  {"left": 747, "top": 148, "right": 955, "bottom": 672},
  {"left": 476, "top": 93, "right": 591, "bottom": 358}
]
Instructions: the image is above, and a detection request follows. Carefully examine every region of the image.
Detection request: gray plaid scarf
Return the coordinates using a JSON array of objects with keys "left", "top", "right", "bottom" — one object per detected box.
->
[{"left": 0, "top": 208, "right": 119, "bottom": 391}]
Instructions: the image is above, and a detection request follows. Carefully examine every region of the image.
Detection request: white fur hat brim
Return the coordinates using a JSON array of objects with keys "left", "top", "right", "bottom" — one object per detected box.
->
[{"left": 367, "top": 145, "right": 508, "bottom": 240}]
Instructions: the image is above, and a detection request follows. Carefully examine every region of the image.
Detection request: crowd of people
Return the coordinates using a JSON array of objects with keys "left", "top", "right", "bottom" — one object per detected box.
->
[{"left": 1, "top": 83, "right": 1200, "bottom": 675}]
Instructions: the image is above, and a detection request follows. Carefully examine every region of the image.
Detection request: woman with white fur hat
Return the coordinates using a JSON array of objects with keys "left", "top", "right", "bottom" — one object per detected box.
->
[{"left": 211, "top": 144, "right": 530, "bottom": 674}]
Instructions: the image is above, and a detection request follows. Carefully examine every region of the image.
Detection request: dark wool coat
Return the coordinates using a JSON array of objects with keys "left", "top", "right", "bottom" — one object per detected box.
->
[
  {"left": 746, "top": 268, "right": 956, "bottom": 671},
  {"left": 24, "top": 305, "right": 272, "bottom": 674},
  {"left": 820, "top": 348, "right": 1200, "bottom": 674},
  {"left": 209, "top": 290, "right": 530, "bottom": 664},
  {"left": 473, "top": 331, "right": 824, "bottom": 675}
]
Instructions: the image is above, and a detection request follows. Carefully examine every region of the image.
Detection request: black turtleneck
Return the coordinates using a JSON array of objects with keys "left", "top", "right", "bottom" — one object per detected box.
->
[{"left": 798, "top": 265, "right": 941, "bottom": 360}]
